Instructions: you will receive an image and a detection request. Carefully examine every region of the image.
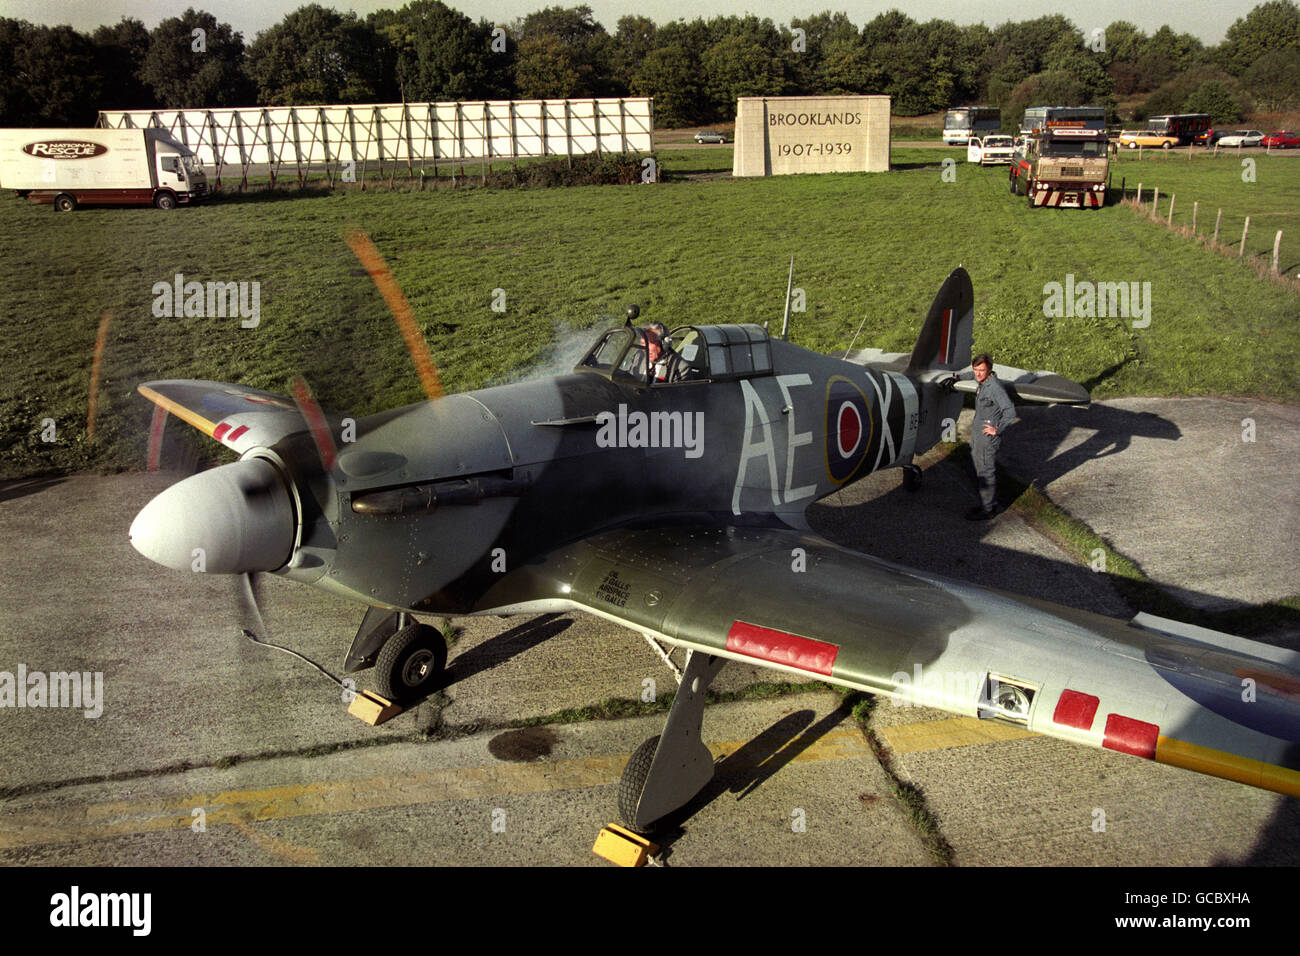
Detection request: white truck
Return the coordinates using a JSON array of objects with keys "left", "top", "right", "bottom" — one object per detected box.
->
[{"left": 0, "top": 127, "right": 207, "bottom": 211}]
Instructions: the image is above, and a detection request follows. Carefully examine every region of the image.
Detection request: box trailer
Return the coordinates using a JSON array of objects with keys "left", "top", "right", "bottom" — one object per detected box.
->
[{"left": 0, "top": 127, "right": 207, "bottom": 211}]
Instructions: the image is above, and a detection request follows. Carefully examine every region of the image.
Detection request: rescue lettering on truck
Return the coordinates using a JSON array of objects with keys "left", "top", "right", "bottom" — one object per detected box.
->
[{"left": 1008, "top": 129, "right": 1109, "bottom": 209}]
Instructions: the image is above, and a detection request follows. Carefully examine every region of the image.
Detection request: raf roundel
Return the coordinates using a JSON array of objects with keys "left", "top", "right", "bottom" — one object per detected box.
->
[{"left": 824, "top": 375, "right": 873, "bottom": 484}]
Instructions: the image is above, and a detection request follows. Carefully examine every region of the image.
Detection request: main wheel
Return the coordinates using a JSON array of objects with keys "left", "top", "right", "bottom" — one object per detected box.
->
[
  {"left": 1127, "top": 142, "right": 1137, "bottom": 149},
  {"left": 154, "top": 191, "right": 177, "bottom": 210},
  {"left": 902, "top": 464, "right": 922, "bottom": 492},
  {"left": 374, "top": 622, "right": 447, "bottom": 705},
  {"left": 53, "top": 193, "right": 76, "bottom": 212},
  {"left": 1161, "top": 141, "right": 1171, "bottom": 150},
  {"left": 618, "top": 735, "right": 661, "bottom": 829}
]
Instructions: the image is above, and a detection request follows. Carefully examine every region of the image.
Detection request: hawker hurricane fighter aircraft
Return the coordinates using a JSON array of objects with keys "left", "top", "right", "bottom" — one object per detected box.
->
[{"left": 130, "top": 256, "right": 1300, "bottom": 832}]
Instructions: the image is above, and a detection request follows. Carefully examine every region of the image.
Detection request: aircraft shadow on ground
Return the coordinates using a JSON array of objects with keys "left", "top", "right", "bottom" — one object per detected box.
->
[
  {"left": 442, "top": 613, "right": 572, "bottom": 688},
  {"left": 644, "top": 702, "right": 853, "bottom": 859},
  {"left": 0, "top": 476, "right": 67, "bottom": 504},
  {"left": 1005, "top": 399, "right": 1182, "bottom": 490}
]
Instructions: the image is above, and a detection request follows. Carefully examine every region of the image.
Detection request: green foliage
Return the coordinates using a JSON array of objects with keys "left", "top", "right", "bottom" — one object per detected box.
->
[
  {"left": 483, "top": 151, "right": 650, "bottom": 187},
  {"left": 514, "top": 34, "right": 587, "bottom": 98},
  {"left": 138, "top": 7, "right": 251, "bottom": 108},
  {"left": 4, "top": 4, "right": 1297, "bottom": 130},
  {"left": 369, "top": 0, "right": 497, "bottom": 102},
  {"left": 1220, "top": 0, "right": 1300, "bottom": 76},
  {"left": 1241, "top": 49, "right": 1300, "bottom": 110},
  {"left": 701, "top": 33, "right": 787, "bottom": 118},
  {"left": 0, "top": 20, "right": 102, "bottom": 126},
  {"left": 1182, "top": 80, "right": 1247, "bottom": 122},
  {"left": 631, "top": 45, "right": 702, "bottom": 127},
  {"left": 511, "top": 4, "right": 609, "bottom": 97},
  {"left": 1136, "top": 67, "right": 1248, "bottom": 120},
  {"left": 91, "top": 18, "right": 152, "bottom": 113},
  {"left": 247, "top": 5, "right": 384, "bottom": 104}
]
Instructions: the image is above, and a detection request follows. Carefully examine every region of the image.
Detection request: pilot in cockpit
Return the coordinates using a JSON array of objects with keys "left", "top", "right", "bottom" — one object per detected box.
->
[{"left": 644, "top": 322, "right": 670, "bottom": 382}]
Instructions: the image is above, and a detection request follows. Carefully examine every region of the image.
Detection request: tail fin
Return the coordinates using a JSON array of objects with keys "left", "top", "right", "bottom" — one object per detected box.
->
[
  {"left": 906, "top": 268, "right": 973, "bottom": 460},
  {"left": 906, "top": 267, "right": 974, "bottom": 376}
]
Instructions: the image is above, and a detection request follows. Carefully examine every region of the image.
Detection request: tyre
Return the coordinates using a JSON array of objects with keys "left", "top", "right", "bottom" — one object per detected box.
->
[
  {"left": 154, "top": 191, "right": 177, "bottom": 210},
  {"left": 53, "top": 194, "right": 76, "bottom": 213},
  {"left": 617, "top": 735, "right": 660, "bottom": 829},
  {"left": 1127, "top": 142, "right": 1137, "bottom": 149},
  {"left": 374, "top": 622, "right": 447, "bottom": 705},
  {"left": 1161, "top": 141, "right": 1171, "bottom": 150}
]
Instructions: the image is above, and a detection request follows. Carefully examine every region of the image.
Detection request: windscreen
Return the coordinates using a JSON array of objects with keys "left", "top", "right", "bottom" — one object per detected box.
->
[{"left": 1041, "top": 139, "right": 1106, "bottom": 157}]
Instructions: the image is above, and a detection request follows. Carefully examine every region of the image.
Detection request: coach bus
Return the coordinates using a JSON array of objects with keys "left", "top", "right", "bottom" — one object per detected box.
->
[
  {"left": 943, "top": 106, "right": 1001, "bottom": 145},
  {"left": 1144, "top": 114, "right": 1211, "bottom": 145},
  {"left": 1020, "top": 106, "right": 1107, "bottom": 136}
]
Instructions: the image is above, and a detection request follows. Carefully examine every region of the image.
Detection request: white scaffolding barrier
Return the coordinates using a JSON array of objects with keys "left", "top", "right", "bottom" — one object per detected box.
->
[{"left": 98, "top": 98, "right": 654, "bottom": 185}]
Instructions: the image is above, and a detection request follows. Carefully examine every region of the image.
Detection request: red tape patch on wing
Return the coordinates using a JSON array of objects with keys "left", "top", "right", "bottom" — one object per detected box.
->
[
  {"left": 1103, "top": 713, "right": 1159, "bottom": 759},
  {"left": 726, "top": 621, "right": 839, "bottom": 676},
  {"left": 1053, "top": 689, "right": 1100, "bottom": 730}
]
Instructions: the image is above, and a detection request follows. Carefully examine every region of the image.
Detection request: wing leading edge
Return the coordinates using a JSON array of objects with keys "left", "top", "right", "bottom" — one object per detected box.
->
[{"left": 476, "top": 524, "right": 1300, "bottom": 798}]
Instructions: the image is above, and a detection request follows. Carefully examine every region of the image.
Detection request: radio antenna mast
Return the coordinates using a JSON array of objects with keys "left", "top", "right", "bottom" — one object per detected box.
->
[{"left": 779, "top": 255, "right": 794, "bottom": 341}]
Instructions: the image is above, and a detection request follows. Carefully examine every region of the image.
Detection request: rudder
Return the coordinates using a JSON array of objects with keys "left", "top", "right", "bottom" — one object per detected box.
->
[{"left": 906, "top": 267, "right": 974, "bottom": 375}]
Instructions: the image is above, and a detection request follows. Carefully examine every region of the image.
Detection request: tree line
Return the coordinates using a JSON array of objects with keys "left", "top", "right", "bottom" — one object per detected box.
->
[{"left": 2, "top": 1, "right": 1298, "bottom": 130}]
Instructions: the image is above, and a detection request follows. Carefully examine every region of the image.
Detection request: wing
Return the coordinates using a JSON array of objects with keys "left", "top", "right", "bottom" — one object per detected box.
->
[
  {"left": 138, "top": 380, "right": 329, "bottom": 454},
  {"left": 476, "top": 524, "right": 1300, "bottom": 798},
  {"left": 852, "top": 350, "right": 1089, "bottom": 405}
]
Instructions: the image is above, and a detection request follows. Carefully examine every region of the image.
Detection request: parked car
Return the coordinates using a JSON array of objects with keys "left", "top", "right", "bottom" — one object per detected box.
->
[
  {"left": 1192, "top": 128, "right": 1221, "bottom": 146},
  {"left": 1118, "top": 130, "right": 1179, "bottom": 150},
  {"left": 1217, "top": 130, "right": 1265, "bottom": 147},
  {"left": 694, "top": 130, "right": 728, "bottom": 144},
  {"left": 1261, "top": 131, "right": 1300, "bottom": 148},
  {"left": 968, "top": 134, "right": 1016, "bottom": 165}
]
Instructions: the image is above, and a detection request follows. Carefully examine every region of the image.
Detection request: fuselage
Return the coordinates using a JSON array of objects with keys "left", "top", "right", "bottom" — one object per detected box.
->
[{"left": 272, "top": 335, "right": 955, "bottom": 614}]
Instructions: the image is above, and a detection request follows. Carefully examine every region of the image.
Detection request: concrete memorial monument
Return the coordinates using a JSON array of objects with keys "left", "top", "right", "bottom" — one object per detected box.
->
[{"left": 732, "top": 95, "right": 890, "bottom": 176}]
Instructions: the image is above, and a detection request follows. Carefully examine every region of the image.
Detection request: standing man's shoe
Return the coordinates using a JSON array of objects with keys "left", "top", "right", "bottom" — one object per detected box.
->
[{"left": 965, "top": 505, "right": 996, "bottom": 520}]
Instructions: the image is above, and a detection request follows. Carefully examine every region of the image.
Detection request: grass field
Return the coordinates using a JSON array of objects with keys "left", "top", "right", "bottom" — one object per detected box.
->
[
  {"left": 1, "top": 143, "right": 1297, "bottom": 478},
  {"left": 1108, "top": 146, "right": 1300, "bottom": 273}
]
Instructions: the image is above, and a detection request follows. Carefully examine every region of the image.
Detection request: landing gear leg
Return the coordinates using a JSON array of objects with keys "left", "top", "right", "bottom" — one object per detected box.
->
[{"left": 618, "top": 651, "right": 727, "bottom": 831}]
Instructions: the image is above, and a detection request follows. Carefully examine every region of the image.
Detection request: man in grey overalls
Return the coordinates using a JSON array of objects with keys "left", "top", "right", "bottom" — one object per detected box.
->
[{"left": 950, "top": 353, "right": 1016, "bottom": 520}]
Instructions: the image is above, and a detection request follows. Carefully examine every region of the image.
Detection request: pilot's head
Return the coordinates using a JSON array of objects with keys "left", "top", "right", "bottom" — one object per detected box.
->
[{"left": 644, "top": 323, "right": 666, "bottom": 362}]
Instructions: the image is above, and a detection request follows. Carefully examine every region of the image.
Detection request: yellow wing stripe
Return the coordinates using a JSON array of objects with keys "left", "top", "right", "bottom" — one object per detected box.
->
[
  {"left": 136, "top": 384, "right": 218, "bottom": 438},
  {"left": 1156, "top": 736, "right": 1300, "bottom": 798}
]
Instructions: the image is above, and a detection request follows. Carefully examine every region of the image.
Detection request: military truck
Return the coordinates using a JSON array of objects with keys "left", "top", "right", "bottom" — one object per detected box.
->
[{"left": 1008, "top": 127, "right": 1109, "bottom": 209}]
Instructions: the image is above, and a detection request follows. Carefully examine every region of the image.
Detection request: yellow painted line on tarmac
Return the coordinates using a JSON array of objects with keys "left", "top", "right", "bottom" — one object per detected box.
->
[
  {"left": 875, "top": 716, "right": 1038, "bottom": 754},
  {"left": 0, "top": 728, "right": 870, "bottom": 850}
]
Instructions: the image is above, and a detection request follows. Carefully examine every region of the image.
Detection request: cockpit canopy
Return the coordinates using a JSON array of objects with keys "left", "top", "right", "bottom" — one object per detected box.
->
[{"left": 577, "top": 323, "right": 774, "bottom": 386}]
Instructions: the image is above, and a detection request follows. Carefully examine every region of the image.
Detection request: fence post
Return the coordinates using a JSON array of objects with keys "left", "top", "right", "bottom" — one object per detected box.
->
[
  {"left": 1167, "top": 194, "right": 1175, "bottom": 226},
  {"left": 1136, "top": 182, "right": 1142, "bottom": 204},
  {"left": 1274, "top": 230, "right": 1283, "bottom": 274},
  {"left": 1192, "top": 201, "right": 1198, "bottom": 235},
  {"left": 1239, "top": 216, "right": 1250, "bottom": 257},
  {"left": 1213, "top": 208, "right": 1222, "bottom": 244}
]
